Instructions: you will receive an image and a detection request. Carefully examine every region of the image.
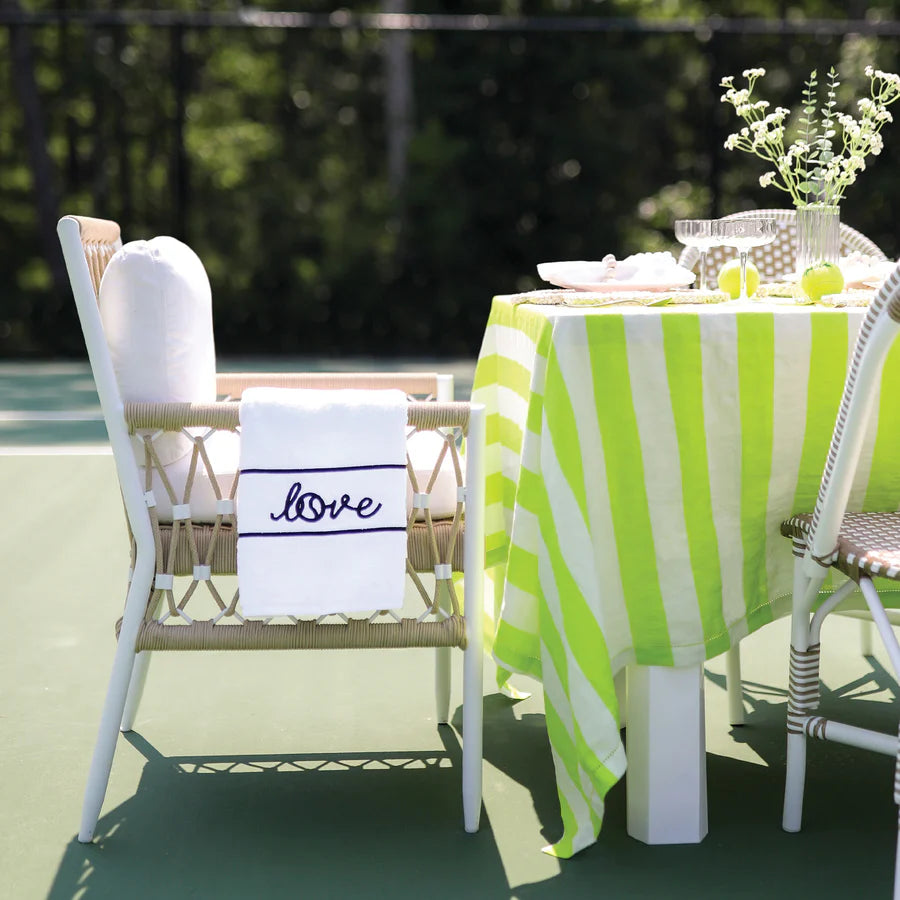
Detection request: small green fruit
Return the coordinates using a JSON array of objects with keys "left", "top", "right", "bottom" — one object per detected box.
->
[
  {"left": 717, "top": 258, "right": 760, "bottom": 299},
  {"left": 800, "top": 261, "right": 845, "bottom": 302}
]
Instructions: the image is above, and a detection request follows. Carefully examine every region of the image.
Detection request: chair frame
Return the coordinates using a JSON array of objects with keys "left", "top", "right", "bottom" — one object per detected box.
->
[
  {"left": 57, "top": 214, "right": 485, "bottom": 843},
  {"left": 780, "top": 261, "right": 900, "bottom": 897}
]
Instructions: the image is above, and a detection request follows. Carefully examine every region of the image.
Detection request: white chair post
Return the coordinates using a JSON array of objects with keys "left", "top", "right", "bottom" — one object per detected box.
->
[
  {"left": 725, "top": 646, "right": 744, "bottom": 726},
  {"left": 462, "top": 403, "right": 485, "bottom": 833},
  {"left": 434, "top": 373, "right": 455, "bottom": 724}
]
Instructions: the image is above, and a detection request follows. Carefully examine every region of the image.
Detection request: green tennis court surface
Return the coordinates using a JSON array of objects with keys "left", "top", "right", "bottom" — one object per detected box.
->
[{"left": 2, "top": 360, "right": 896, "bottom": 899}]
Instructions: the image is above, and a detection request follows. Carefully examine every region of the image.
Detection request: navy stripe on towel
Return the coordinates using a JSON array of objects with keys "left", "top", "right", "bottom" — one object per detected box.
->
[
  {"left": 241, "top": 463, "right": 407, "bottom": 475},
  {"left": 239, "top": 526, "right": 407, "bottom": 538}
]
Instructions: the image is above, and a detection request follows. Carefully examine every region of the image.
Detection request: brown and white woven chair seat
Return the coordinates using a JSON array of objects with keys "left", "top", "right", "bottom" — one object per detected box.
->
[{"left": 781, "top": 511, "right": 900, "bottom": 581}]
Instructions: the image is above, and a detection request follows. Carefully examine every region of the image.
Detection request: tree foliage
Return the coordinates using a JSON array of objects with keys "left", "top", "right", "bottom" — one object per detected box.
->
[{"left": 1, "top": 1, "right": 898, "bottom": 358}]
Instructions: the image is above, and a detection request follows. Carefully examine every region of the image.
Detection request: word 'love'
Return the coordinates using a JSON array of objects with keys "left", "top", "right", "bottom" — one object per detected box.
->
[{"left": 270, "top": 481, "right": 382, "bottom": 524}]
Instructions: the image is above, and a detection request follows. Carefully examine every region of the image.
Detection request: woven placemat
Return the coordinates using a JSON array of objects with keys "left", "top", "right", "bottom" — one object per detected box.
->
[
  {"left": 757, "top": 282, "right": 875, "bottom": 307},
  {"left": 502, "top": 285, "right": 876, "bottom": 309},
  {"left": 501, "top": 288, "right": 730, "bottom": 308}
]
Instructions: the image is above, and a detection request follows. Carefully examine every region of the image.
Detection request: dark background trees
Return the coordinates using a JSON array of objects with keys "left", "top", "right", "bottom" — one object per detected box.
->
[{"left": 1, "top": 1, "right": 898, "bottom": 359}]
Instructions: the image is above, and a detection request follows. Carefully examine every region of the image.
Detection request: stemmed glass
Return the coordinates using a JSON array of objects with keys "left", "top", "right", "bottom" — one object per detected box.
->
[
  {"left": 674, "top": 219, "right": 719, "bottom": 291},
  {"left": 714, "top": 217, "right": 778, "bottom": 301}
]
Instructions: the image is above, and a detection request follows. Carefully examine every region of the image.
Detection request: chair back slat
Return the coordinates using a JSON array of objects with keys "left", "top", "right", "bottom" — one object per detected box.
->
[{"left": 804, "top": 262, "right": 900, "bottom": 565}]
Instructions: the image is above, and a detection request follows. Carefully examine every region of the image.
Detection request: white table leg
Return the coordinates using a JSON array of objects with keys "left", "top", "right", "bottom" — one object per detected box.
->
[{"left": 625, "top": 663, "right": 708, "bottom": 845}]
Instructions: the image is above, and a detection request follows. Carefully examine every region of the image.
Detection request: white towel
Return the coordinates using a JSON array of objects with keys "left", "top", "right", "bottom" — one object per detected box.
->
[{"left": 237, "top": 387, "right": 409, "bottom": 617}]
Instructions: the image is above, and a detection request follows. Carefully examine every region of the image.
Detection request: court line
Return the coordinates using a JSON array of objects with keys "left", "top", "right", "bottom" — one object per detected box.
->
[
  {"left": 0, "top": 410, "right": 102, "bottom": 421},
  {"left": 0, "top": 445, "right": 112, "bottom": 455}
]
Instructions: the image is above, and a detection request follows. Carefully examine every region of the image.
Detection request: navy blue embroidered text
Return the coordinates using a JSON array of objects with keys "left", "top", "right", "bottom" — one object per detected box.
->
[{"left": 270, "top": 482, "right": 383, "bottom": 523}]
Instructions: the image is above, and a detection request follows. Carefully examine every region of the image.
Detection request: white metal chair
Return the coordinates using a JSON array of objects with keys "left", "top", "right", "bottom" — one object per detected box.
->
[
  {"left": 779, "top": 260, "right": 900, "bottom": 898},
  {"left": 57, "top": 214, "right": 485, "bottom": 842},
  {"left": 679, "top": 208, "right": 890, "bottom": 726},
  {"left": 678, "top": 207, "right": 887, "bottom": 285}
]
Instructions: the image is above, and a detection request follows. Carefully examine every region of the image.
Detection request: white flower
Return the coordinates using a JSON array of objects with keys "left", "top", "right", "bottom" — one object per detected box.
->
[{"left": 719, "top": 63, "right": 900, "bottom": 206}]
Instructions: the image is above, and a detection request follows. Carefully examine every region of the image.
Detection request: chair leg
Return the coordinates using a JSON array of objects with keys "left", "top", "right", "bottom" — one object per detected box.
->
[
  {"left": 782, "top": 560, "right": 823, "bottom": 835},
  {"left": 782, "top": 731, "right": 807, "bottom": 832},
  {"left": 79, "top": 554, "right": 154, "bottom": 844},
  {"left": 120, "top": 651, "right": 152, "bottom": 733},
  {"left": 79, "top": 636, "right": 140, "bottom": 842},
  {"left": 783, "top": 639, "right": 820, "bottom": 833},
  {"left": 461, "top": 597, "right": 484, "bottom": 833},
  {"left": 894, "top": 727, "right": 900, "bottom": 900},
  {"left": 725, "top": 646, "right": 745, "bottom": 726},
  {"left": 435, "top": 646, "right": 451, "bottom": 724}
]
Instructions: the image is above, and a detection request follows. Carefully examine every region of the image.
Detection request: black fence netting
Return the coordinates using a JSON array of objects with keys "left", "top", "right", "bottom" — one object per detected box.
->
[{"left": 1, "top": 3, "right": 898, "bottom": 357}]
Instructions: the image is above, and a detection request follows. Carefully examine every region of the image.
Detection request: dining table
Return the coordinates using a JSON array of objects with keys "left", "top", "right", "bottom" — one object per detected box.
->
[{"left": 472, "top": 285, "right": 900, "bottom": 858}]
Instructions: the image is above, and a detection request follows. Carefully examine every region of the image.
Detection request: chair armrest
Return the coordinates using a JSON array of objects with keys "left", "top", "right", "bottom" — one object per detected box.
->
[
  {"left": 123, "top": 400, "right": 472, "bottom": 433},
  {"left": 216, "top": 371, "right": 445, "bottom": 399}
]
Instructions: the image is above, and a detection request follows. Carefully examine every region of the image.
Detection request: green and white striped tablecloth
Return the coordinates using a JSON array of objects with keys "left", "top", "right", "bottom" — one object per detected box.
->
[{"left": 472, "top": 294, "right": 900, "bottom": 858}]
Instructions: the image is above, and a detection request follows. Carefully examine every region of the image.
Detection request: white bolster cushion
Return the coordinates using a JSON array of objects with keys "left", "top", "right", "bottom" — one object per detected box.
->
[
  {"left": 405, "top": 430, "right": 461, "bottom": 521},
  {"left": 98, "top": 236, "right": 217, "bottom": 467}
]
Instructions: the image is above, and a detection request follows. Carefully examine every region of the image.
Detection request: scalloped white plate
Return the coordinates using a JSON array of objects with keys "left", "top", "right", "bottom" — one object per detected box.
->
[{"left": 537, "top": 259, "right": 695, "bottom": 292}]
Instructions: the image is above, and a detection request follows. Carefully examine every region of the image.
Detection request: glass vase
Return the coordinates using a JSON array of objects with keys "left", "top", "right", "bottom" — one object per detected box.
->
[{"left": 795, "top": 203, "right": 840, "bottom": 277}]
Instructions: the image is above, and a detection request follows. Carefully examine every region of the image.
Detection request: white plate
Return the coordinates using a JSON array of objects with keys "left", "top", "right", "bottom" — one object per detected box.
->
[
  {"left": 546, "top": 278, "right": 691, "bottom": 292},
  {"left": 537, "top": 259, "right": 695, "bottom": 292}
]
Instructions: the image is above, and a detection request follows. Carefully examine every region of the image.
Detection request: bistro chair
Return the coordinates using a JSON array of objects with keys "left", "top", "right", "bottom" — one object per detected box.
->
[
  {"left": 680, "top": 208, "right": 890, "bottom": 726},
  {"left": 779, "top": 260, "right": 900, "bottom": 898},
  {"left": 57, "top": 214, "right": 485, "bottom": 842},
  {"left": 678, "top": 207, "right": 887, "bottom": 286}
]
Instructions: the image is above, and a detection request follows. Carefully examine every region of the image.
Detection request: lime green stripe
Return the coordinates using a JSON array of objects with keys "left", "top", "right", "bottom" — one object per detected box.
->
[
  {"left": 737, "top": 312, "right": 775, "bottom": 623},
  {"left": 584, "top": 315, "right": 672, "bottom": 660},
  {"left": 489, "top": 296, "right": 555, "bottom": 344},
  {"left": 864, "top": 339, "right": 900, "bottom": 511},
  {"left": 492, "top": 619, "right": 542, "bottom": 678},
  {"left": 537, "top": 578, "right": 609, "bottom": 841},
  {"left": 485, "top": 412, "right": 524, "bottom": 454},
  {"left": 505, "top": 543, "right": 539, "bottom": 595},
  {"left": 485, "top": 536, "right": 509, "bottom": 569},
  {"left": 542, "top": 346, "right": 589, "bottom": 524},
  {"left": 536, "top": 460, "right": 617, "bottom": 709},
  {"left": 485, "top": 472, "right": 518, "bottom": 513},
  {"left": 525, "top": 392, "right": 544, "bottom": 436},
  {"left": 542, "top": 697, "right": 580, "bottom": 858},
  {"left": 517, "top": 466, "right": 548, "bottom": 516},
  {"left": 484, "top": 471, "right": 505, "bottom": 507},
  {"left": 475, "top": 353, "right": 535, "bottom": 403},
  {"left": 660, "top": 313, "right": 729, "bottom": 655},
  {"left": 792, "top": 312, "right": 850, "bottom": 514}
]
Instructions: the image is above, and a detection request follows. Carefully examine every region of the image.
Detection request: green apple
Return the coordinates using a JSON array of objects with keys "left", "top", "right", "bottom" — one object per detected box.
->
[
  {"left": 800, "top": 261, "right": 845, "bottom": 302},
  {"left": 717, "top": 258, "right": 760, "bottom": 299}
]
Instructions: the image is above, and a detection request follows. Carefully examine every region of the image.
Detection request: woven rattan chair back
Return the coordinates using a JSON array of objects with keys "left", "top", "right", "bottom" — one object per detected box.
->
[
  {"left": 57, "top": 214, "right": 485, "bottom": 844},
  {"left": 678, "top": 208, "right": 887, "bottom": 284},
  {"left": 776, "top": 260, "right": 900, "bottom": 898}
]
